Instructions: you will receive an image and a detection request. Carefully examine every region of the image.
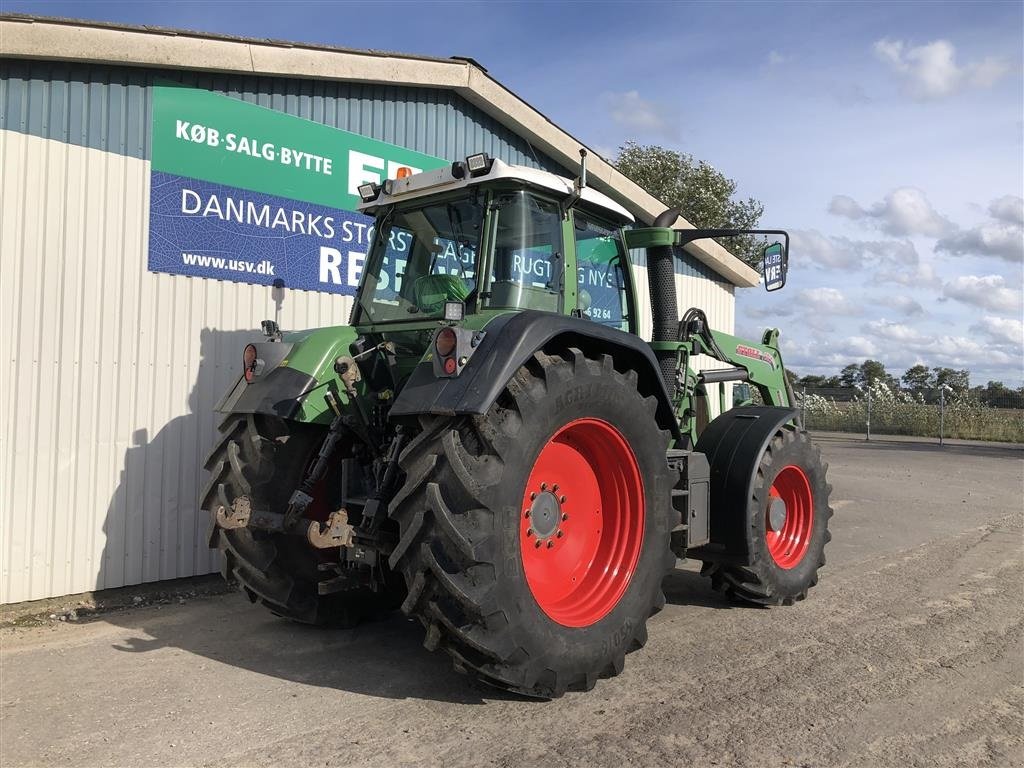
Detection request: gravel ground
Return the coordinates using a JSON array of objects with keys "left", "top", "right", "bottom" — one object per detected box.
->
[{"left": 2, "top": 436, "right": 1022, "bottom": 768}]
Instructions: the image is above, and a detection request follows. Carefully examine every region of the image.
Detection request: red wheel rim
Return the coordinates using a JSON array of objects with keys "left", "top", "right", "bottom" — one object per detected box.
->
[
  {"left": 765, "top": 465, "right": 814, "bottom": 569},
  {"left": 519, "top": 418, "right": 645, "bottom": 627}
]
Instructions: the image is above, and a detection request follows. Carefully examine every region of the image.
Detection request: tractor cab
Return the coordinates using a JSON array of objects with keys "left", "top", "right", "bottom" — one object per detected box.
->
[{"left": 353, "top": 155, "right": 636, "bottom": 333}]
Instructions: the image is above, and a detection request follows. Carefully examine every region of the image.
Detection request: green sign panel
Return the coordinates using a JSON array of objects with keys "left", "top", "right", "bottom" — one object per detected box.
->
[{"left": 148, "top": 84, "right": 448, "bottom": 293}]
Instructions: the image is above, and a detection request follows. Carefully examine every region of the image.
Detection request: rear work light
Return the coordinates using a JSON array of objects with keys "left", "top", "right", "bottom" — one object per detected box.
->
[
  {"left": 465, "top": 152, "right": 493, "bottom": 176},
  {"left": 357, "top": 182, "right": 380, "bottom": 203}
]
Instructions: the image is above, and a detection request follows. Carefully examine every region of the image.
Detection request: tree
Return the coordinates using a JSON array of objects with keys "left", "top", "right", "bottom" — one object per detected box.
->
[
  {"left": 839, "top": 363, "right": 860, "bottom": 389},
  {"left": 932, "top": 367, "right": 970, "bottom": 397},
  {"left": 977, "top": 381, "right": 1024, "bottom": 409},
  {"left": 902, "top": 364, "right": 932, "bottom": 393},
  {"left": 798, "top": 374, "right": 829, "bottom": 388},
  {"left": 613, "top": 142, "right": 766, "bottom": 269},
  {"left": 860, "top": 360, "right": 895, "bottom": 388}
]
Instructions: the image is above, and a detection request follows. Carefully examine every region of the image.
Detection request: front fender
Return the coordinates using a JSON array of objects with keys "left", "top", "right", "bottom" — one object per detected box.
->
[
  {"left": 216, "top": 325, "right": 359, "bottom": 424},
  {"left": 688, "top": 405, "right": 798, "bottom": 563},
  {"left": 390, "top": 311, "right": 681, "bottom": 440}
]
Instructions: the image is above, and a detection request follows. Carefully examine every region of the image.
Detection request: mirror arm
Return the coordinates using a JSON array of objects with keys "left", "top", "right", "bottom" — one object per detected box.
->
[{"left": 673, "top": 228, "right": 789, "bottom": 255}]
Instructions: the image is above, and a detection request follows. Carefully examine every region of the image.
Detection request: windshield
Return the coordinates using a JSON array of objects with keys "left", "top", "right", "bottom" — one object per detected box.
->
[{"left": 357, "top": 196, "right": 484, "bottom": 324}]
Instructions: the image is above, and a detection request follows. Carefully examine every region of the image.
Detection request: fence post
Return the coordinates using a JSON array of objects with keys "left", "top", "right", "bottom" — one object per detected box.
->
[
  {"left": 801, "top": 386, "right": 806, "bottom": 429},
  {"left": 866, "top": 387, "right": 871, "bottom": 442},
  {"left": 939, "top": 387, "right": 945, "bottom": 446}
]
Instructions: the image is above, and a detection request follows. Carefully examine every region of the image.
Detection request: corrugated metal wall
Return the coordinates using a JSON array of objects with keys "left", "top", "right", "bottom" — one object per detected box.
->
[
  {"left": 0, "top": 60, "right": 735, "bottom": 603},
  {"left": 0, "top": 59, "right": 563, "bottom": 172}
]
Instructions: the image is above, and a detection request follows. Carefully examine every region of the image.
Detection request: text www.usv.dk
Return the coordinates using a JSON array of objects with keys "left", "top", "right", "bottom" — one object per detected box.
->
[{"left": 181, "top": 252, "right": 276, "bottom": 275}]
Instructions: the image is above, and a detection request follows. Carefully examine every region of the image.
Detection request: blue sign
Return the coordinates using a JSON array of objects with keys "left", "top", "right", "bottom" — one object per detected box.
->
[{"left": 148, "top": 171, "right": 375, "bottom": 294}]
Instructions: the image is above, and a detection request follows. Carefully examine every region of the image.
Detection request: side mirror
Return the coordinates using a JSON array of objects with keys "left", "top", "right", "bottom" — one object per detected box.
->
[{"left": 763, "top": 241, "right": 788, "bottom": 292}]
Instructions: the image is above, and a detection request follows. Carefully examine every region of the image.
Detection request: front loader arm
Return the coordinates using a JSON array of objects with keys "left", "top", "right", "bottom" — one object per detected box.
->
[
  {"left": 667, "top": 311, "right": 796, "bottom": 447},
  {"left": 702, "top": 328, "right": 793, "bottom": 409}
]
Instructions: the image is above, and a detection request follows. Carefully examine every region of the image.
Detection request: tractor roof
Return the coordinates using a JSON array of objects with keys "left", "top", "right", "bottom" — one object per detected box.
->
[{"left": 358, "top": 159, "right": 634, "bottom": 224}]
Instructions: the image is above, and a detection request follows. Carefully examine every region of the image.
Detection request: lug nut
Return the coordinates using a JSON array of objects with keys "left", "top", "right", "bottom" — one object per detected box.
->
[
  {"left": 552, "top": 484, "right": 559, "bottom": 491},
  {"left": 559, "top": 495, "right": 566, "bottom": 503},
  {"left": 525, "top": 510, "right": 531, "bottom": 518},
  {"left": 562, "top": 513, "right": 569, "bottom": 521},
  {"left": 535, "top": 540, "right": 542, "bottom": 548},
  {"left": 557, "top": 530, "right": 564, "bottom": 538},
  {"left": 526, "top": 529, "right": 534, "bottom": 537},
  {"left": 530, "top": 492, "right": 537, "bottom": 500},
  {"left": 541, "top": 482, "right": 547, "bottom": 490},
  {"left": 547, "top": 541, "right": 554, "bottom": 549}
]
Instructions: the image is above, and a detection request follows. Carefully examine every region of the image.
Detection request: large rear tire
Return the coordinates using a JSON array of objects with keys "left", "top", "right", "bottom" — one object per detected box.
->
[
  {"left": 701, "top": 426, "right": 832, "bottom": 605},
  {"left": 387, "top": 349, "right": 678, "bottom": 698},
  {"left": 201, "top": 413, "right": 402, "bottom": 626}
]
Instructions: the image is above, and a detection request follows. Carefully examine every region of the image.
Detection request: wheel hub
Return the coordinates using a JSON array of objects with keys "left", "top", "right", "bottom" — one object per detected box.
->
[
  {"left": 528, "top": 489, "right": 562, "bottom": 539},
  {"left": 519, "top": 418, "right": 645, "bottom": 628},
  {"left": 767, "top": 497, "right": 787, "bottom": 532},
  {"left": 765, "top": 464, "right": 814, "bottom": 569}
]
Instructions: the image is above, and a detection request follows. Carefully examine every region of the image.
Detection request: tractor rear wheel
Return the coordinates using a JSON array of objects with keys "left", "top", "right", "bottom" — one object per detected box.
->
[
  {"left": 701, "top": 426, "right": 832, "bottom": 605},
  {"left": 201, "top": 413, "right": 403, "bottom": 626},
  {"left": 387, "top": 349, "right": 677, "bottom": 697}
]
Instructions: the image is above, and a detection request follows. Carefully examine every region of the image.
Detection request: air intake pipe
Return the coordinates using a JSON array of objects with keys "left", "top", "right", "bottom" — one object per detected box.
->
[{"left": 648, "top": 208, "right": 681, "bottom": 394}]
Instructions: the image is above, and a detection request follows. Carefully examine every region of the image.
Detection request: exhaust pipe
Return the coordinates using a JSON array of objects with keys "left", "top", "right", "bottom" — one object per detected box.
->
[{"left": 648, "top": 208, "right": 681, "bottom": 393}]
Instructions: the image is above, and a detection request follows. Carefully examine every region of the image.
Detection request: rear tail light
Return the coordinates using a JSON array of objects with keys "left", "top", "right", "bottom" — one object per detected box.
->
[
  {"left": 243, "top": 344, "right": 258, "bottom": 382},
  {"left": 435, "top": 328, "right": 457, "bottom": 357}
]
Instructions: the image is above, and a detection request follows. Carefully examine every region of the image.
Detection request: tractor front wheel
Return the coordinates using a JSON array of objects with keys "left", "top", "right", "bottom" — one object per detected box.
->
[
  {"left": 701, "top": 427, "right": 832, "bottom": 605},
  {"left": 387, "top": 349, "right": 678, "bottom": 697}
]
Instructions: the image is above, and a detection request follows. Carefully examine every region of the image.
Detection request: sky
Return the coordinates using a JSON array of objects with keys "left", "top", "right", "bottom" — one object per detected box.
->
[{"left": 6, "top": 0, "right": 1023, "bottom": 386}]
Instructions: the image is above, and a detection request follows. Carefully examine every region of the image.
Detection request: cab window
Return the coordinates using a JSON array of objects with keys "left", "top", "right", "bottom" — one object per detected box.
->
[
  {"left": 573, "top": 214, "right": 630, "bottom": 331},
  {"left": 483, "top": 191, "right": 563, "bottom": 313}
]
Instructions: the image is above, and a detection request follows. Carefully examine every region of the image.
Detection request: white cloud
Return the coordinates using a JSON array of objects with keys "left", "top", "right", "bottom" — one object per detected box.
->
[
  {"left": 936, "top": 195, "right": 1024, "bottom": 262},
  {"left": 791, "top": 230, "right": 859, "bottom": 270},
  {"left": 863, "top": 319, "right": 929, "bottom": 344},
  {"left": 942, "top": 274, "right": 1023, "bottom": 313},
  {"left": 937, "top": 222, "right": 1024, "bottom": 262},
  {"left": 781, "top": 335, "right": 882, "bottom": 374},
  {"left": 873, "top": 38, "right": 1010, "bottom": 100},
  {"left": 827, "top": 195, "right": 865, "bottom": 220},
  {"left": 791, "top": 230, "right": 939, "bottom": 287},
  {"left": 970, "top": 316, "right": 1024, "bottom": 346},
  {"left": 989, "top": 195, "right": 1024, "bottom": 225},
  {"left": 861, "top": 318, "right": 1019, "bottom": 371},
  {"left": 797, "top": 287, "right": 861, "bottom": 316},
  {"left": 828, "top": 187, "right": 954, "bottom": 237},
  {"left": 873, "top": 295, "right": 925, "bottom": 317},
  {"left": 745, "top": 304, "right": 795, "bottom": 320},
  {"left": 602, "top": 90, "right": 679, "bottom": 140}
]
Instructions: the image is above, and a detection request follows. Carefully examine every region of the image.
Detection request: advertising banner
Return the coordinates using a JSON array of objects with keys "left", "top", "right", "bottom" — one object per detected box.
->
[{"left": 147, "top": 84, "right": 447, "bottom": 294}]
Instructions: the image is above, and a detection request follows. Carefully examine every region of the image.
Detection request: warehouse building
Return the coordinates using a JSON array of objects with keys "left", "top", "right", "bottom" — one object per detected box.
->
[{"left": 0, "top": 14, "right": 758, "bottom": 604}]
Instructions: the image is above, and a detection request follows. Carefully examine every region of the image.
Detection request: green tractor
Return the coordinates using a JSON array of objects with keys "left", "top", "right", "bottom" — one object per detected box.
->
[{"left": 202, "top": 151, "right": 832, "bottom": 697}]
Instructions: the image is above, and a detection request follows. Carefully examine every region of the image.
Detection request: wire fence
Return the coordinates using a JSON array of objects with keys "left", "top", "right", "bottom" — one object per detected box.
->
[{"left": 797, "top": 383, "right": 1024, "bottom": 444}]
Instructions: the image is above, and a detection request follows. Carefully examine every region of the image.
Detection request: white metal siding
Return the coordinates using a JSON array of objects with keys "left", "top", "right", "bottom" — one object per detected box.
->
[
  {"left": 0, "top": 128, "right": 736, "bottom": 604},
  {"left": 0, "top": 130, "right": 354, "bottom": 603}
]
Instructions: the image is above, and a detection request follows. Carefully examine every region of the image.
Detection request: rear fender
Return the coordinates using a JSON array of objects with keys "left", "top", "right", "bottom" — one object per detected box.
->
[
  {"left": 687, "top": 405, "right": 797, "bottom": 564},
  {"left": 390, "top": 310, "right": 681, "bottom": 440},
  {"left": 216, "top": 325, "right": 359, "bottom": 424}
]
